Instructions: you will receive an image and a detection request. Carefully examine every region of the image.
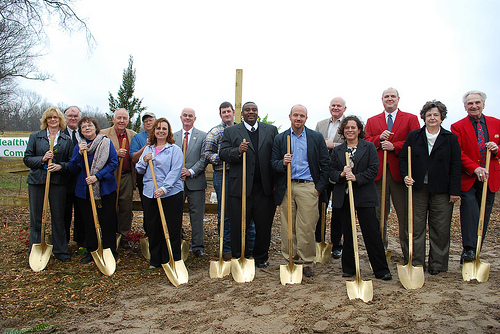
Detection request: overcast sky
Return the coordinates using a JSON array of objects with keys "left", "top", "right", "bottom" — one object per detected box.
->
[{"left": 20, "top": 0, "right": 500, "bottom": 133}]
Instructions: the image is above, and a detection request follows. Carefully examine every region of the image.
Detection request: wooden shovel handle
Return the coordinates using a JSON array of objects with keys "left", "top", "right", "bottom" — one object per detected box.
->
[
  {"left": 148, "top": 159, "right": 175, "bottom": 264},
  {"left": 345, "top": 152, "right": 361, "bottom": 282},
  {"left": 83, "top": 149, "right": 104, "bottom": 251},
  {"left": 407, "top": 146, "right": 414, "bottom": 263},
  {"left": 241, "top": 139, "right": 247, "bottom": 259},
  {"left": 476, "top": 149, "right": 491, "bottom": 257},
  {"left": 380, "top": 150, "right": 387, "bottom": 236},
  {"left": 287, "top": 135, "right": 293, "bottom": 265},
  {"left": 40, "top": 136, "right": 55, "bottom": 244}
]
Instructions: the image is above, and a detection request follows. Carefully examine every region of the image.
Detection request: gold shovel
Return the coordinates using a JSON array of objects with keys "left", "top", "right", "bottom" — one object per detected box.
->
[
  {"left": 397, "top": 146, "right": 424, "bottom": 289},
  {"left": 380, "top": 150, "right": 392, "bottom": 264},
  {"left": 83, "top": 150, "right": 116, "bottom": 276},
  {"left": 180, "top": 144, "right": 190, "bottom": 262},
  {"left": 314, "top": 202, "right": 333, "bottom": 264},
  {"left": 231, "top": 139, "right": 255, "bottom": 282},
  {"left": 345, "top": 152, "right": 373, "bottom": 302},
  {"left": 280, "top": 135, "right": 303, "bottom": 285},
  {"left": 463, "top": 150, "right": 491, "bottom": 282},
  {"left": 210, "top": 162, "right": 231, "bottom": 278},
  {"left": 115, "top": 138, "right": 126, "bottom": 249},
  {"left": 29, "top": 136, "right": 55, "bottom": 272},
  {"left": 140, "top": 237, "right": 150, "bottom": 260},
  {"left": 149, "top": 159, "right": 188, "bottom": 286}
]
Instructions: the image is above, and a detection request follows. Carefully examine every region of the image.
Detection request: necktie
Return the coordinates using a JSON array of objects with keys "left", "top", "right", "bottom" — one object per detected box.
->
[
  {"left": 387, "top": 114, "right": 393, "bottom": 132},
  {"left": 182, "top": 131, "right": 189, "bottom": 153},
  {"left": 251, "top": 126, "right": 255, "bottom": 132},
  {"left": 476, "top": 119, "right": 486, "bottom": 167},
  {"left": 71, "top": 129, "right": 77, "bottom": 145}
]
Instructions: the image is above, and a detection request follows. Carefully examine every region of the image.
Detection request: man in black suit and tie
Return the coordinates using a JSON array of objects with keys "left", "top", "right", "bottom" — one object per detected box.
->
[
  {"left": 271, "top": 104, "right": 330, "bottom": 277},
  {"left": 220, "top": 102, "right": 278, "bottom": 268},
  {"left": 63, "top": 106, "right": 85, "bottom": 247}
]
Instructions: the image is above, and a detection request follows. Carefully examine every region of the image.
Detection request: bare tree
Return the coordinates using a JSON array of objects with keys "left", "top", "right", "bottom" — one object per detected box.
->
[{"left": 0, "top": 0, "right": 94, "bottom": 105}]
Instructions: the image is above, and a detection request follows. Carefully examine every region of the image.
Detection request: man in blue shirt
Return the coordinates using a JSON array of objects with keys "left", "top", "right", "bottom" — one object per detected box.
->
[
  {"left": 130, "top": 112, "right": 156, "bottom": 236},
  {"left": 271, "top": 104, "right": 330, "bottom": 277}
]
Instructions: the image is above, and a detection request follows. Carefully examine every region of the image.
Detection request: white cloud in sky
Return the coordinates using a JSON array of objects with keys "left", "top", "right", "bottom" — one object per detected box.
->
[{"left": 20, "top": 0, "right": 500, "bottom": 133}]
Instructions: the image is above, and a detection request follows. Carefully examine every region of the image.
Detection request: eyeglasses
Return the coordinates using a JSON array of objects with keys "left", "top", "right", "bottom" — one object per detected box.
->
[{"left": 182, "top": 113, "right": 195, "bottom": 118}]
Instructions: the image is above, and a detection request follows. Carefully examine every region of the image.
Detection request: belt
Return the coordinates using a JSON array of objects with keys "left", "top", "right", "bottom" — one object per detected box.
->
[
  {"left": 291, "top": 179, "right": 312, "bottom": 183},
  {"left": 122, "top": 170, "right": 131, "bottom": 174}
]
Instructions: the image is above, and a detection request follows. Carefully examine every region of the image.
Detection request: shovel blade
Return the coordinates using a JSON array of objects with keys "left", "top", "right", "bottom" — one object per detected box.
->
[
  {"left": 140, "top": 237, "right": 150, "bottom": 260},
  {"left": 346, "top": 279, "right": 373, "bottom": 302},
  {"left": 280, "top": 263, "right": 303, "bottom": 285},
  {"left": 29, "top": 243, "right": 53, "bottom": 272},
  {"left": 91, "top": 248, "right": 116, "bottom": 276},
  {"left": 314, "top": 242, "right": 333, "bottom": 264},
  {"left": 231, "top": 258, "right": 255, "bottom": 283},
  {"left": 397, "top": 263, "right": 424, "bottom": 289},
  {"left": 162, "top": 260, "right": 189, "bottom": 286},
  {"left": 115, "top": 233, "right": 122, "bottom": 250},
  {"left": 462, "top": 259, "right": 490, "bottom": 282},
  {"left": 181, "top": 239, "right": 189, "bottom": 262},
  {"left": 209, "top": 260, "right": 231, "bottom": 278}
]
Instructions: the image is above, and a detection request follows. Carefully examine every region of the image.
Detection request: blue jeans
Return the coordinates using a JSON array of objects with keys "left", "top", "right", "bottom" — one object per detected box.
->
[{"left": 213, "top": 170, "right": 255, "bottom": 255}]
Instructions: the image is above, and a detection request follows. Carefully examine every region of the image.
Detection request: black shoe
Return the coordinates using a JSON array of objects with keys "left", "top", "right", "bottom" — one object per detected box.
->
[
  {"left": 303, "top": 266, "right": 314, "bottom": 277},
  {"left": 193, "top": 249, "right": 206, "bottom": 258},
  {"left": 332, "top": 250, "right": 342, "bottom": 259},
  {"left": 119, "top": 236, "right": 131, "bottom": 249},
  {"left": 379, "top": 272, "right": 392, "bottom": 281},
  {"left": 256, "top": 260, "right": 269, "bottom": 268},
  {"left": 461, "top": 249, "right": 475, "bottom": 263},
  {"left": 342, "top": 272, "right": 354, "bottom": 278},
  {"left": 81, "top": 254, "right": 93, "bottom": 264},
  {"left": 429, "top": 269, "right": 441, "bottom": 275}
]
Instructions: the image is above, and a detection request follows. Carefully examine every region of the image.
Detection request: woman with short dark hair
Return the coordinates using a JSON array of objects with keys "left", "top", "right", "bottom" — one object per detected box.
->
[
  {"left": 69, "top": 116, "right": 119, "bottom": 264},
  {"left": 330, "top": 115, "right": 392, "bottom": 280},
  {"left": 400, "top": 100, "right": 461, "bottom": 275}
]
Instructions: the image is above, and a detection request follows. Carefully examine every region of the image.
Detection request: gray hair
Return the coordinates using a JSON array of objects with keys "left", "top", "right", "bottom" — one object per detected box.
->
[
  {"left": 382, "top": 87, "right": 399, "bottom": 98},
  {"left": 462, "top": 90, "right": 487, "bottom": 104}
]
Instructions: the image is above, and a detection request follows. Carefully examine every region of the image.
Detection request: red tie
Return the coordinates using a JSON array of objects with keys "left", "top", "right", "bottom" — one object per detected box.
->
[{"left": 183, "top": 131, "right": 189, "bottom": 153}]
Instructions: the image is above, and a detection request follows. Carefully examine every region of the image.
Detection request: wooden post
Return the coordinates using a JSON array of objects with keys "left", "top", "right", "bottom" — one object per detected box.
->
[{"left": 235, "top": 69, "right": 243, "bottom": 123}]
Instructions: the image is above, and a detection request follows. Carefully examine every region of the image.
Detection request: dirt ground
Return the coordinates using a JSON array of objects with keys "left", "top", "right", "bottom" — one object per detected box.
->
[{"left": 1, "top": 186, "right": 500, "bottom": 333}]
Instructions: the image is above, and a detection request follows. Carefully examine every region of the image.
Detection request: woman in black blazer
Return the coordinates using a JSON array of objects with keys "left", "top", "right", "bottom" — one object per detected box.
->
[
  {"left": 400, "top": 100, "right": 461, "bottom": 275},
  {"left": 23, "top": 107, "right": 73, "bottom": 262},
  {"left": 330, "top": 116, "right": 391, "bottom": 280}
]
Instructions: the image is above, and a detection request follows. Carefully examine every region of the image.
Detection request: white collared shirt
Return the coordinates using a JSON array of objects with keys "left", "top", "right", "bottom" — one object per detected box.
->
[
  {"left": 385, "top": 109, "right": 399, "bottom": 125},
  {"left": 243, "top": 121, "right": 259, "bottom": 132}
]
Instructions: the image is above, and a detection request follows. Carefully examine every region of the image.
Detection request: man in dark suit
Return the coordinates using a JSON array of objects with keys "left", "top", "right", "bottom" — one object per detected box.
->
[
  {"left": 272, "top": 104, "right": 329, "bottom": 277},
  {"left": 451, "top": 90, "right": 500, "bottom": 263},
  {"left": 63, "top": 106, "right": 85, "bottom": 247},
  {"left": 314, "top": 97, "right": 347, "bottom": 259},
  {"left": 365, "top": 87, "right": 420, "bottom": 262},
  {"left": 173, "top": 107, "right": 207, "bottom": 257},
  {"left": 220, "top": 101, "right": 278, "bottom": 268}
]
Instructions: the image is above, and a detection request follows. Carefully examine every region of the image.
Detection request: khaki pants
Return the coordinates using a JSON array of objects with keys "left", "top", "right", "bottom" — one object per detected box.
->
[{"left": 280, "top": 181, "right": 319, "bottom": 264}]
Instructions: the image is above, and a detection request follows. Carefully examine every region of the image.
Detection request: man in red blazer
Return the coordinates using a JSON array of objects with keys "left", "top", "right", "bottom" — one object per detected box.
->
[
  {"left": 365, "top": 88, "right": 420, "bottom": 263},
  {"left": 451, "top": 90, "right": 500, "bottom": 263}
]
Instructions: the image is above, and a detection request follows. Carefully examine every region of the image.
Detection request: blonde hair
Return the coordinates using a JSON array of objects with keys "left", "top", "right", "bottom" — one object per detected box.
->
[{"left": 40, "top": 107, "right": 66, "bottom": 131}]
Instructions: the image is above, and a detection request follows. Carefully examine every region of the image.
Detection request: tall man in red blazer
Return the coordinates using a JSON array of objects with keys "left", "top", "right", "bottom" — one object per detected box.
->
[
  {"left": 365, "top": 88, "right": 420, "bottom": 263},
  {"left": 451, "top": 90, "right": 500, "bottom": 263}
]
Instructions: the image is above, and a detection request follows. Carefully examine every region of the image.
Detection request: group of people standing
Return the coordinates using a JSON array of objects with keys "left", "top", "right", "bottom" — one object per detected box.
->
[{"left": 24, "top": 87, "right": 499, "bottom": 282}]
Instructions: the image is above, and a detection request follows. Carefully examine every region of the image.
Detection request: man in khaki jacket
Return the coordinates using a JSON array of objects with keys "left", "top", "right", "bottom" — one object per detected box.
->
[{"left": 101, "top": 108, "right": 136, "bottom": 249}]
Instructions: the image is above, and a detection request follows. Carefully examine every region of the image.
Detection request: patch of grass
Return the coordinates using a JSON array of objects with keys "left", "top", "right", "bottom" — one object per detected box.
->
[
  {"left": 0, "top": 173, "right": 27, "bottom": 192},
  {"left": 3, "top": 323, "right": 59, "bottom": 333}
]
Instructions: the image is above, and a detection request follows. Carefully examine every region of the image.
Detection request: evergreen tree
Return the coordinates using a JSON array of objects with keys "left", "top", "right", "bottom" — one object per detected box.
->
[{"left": 108, "top": 55, "right": 147, "bottom": 132}]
